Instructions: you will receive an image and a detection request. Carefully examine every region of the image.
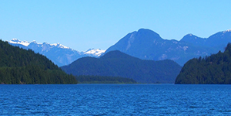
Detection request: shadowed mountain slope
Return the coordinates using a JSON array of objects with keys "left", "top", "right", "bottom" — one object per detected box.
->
[{"left": 61, "top": 50, "right": 181, "bottom": 83}]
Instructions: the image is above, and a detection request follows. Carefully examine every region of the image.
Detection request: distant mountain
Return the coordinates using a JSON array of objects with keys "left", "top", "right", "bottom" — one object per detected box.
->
[
  {"left": 106, "top": 29, "right": 231, "bottom": 65},
  {"left": 0, "top": 39, "right": 77, "bottom": 84},
  {"left": 61, "top": 50, "right": 182, "bottom": 83},
  {"left": 180, "top": 34, "right": 206, "bottom": 46},
  {"left": 84, "top": 48, "right": 106, "bottom": 57},
  {"left": 206, "top": 29, "right": 231, "bottom": 47},
  {"left": 175, "top": 43, "right": 231, "bottom": 84},
  {"left": 8, "top": 39, "right": 105, "bottom": 66}
]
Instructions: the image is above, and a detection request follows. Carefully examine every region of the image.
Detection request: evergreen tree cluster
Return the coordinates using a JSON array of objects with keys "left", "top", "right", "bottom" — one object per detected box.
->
[
  {"left": 0, "top": 40, "right": 77, "bottom": 84},
  {"left": 175, "top": 43, "right": 231, "bottom": 84}
]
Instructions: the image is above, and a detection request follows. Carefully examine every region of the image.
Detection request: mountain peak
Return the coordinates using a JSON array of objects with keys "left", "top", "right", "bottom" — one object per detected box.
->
[
  {"left": 43, "top": 42, "right": 49, "bottom": 44},
  {"left": 180, "top": 33, "right": 205, "bottom": 43},
  {"left": 9, "top": 38, "right": 30, "bottom": 46},
  {"left": 31, "top": 40, "right": 38, "bottom": 44},
  {"left": 227, "top": 29, "right": 231, "bottom": 32},
  {"left": 105, "top": 28, "right": 164, "bottom": 56},
  {"left": 50, "top": 43, "right": 70, "bottom": 49},
  {"left": 223, "top": 29, "right": 231, "bottom": 33},
  {"left": 183, "top": 33, "right": 197, "bottom": 38},
  {"left": 137, "top": 28, "right": 162, "bottom": 40},
  {"left": 188, "top": 33, "right": 194, "bottom": 36},
  {"left": 138, "top": 28, "right": 154, "bottom": 32},
  {"left": 84, "top": 48, "right": 106, "bottom": 56}
]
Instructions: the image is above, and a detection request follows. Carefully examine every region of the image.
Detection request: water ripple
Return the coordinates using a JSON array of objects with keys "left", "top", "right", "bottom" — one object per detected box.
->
[{"left": 0, "top": 84, "right": 231, "bottom": 115}]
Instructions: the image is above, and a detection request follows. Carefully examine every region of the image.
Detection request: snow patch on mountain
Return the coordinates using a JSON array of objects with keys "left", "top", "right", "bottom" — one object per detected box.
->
[
  {"left": 183, "top": 46, "right": 188, "bottom": 51},
  {"left": 7, "top": 38, "right": 106, "bottom": 66},
  {"left": 226, "top": 29, "right": 231, "bottom": 32},
  {"left": 9, "top": 38, "right": 30, "bottom": 46},
  {"left": 84, "top": 49, "right": 106, "bottom": 56},
  {"left": 126, "top": 33, "right": 136, "bottom": 50},
  {"left": 9, "top": 39, "right": 70, "bottom": 49},
  {"left": 223, "top": 29, "right": 231, "bottom": 33},
  {"left": 8, "top": 39, "right": 105, "bottom": 56},
  {"left": 50, "top": 43, "right": 69, "bottom": 49}
]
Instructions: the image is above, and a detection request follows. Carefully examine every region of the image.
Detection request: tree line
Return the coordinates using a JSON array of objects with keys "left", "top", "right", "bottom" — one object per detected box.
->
[
  {"left": 0, "top": 40, "right": 77, "bottom": 84},
  {"left": 175, "top": 43, "right": 231, "bottom": 84}
]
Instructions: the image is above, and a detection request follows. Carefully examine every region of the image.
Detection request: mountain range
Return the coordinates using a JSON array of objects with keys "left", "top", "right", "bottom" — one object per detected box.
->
[
  {"left": 8, "top": 39, "right": 105, "bottom": 66},
  {"left": 5, "top": 28, "right": 231, "bottom": 84},
  {"left": 106, "top": 29, "right": 231, "bottom": 65},
  {"left": 7, "top": 29, "right": 231, "bottom": 67},
  {"left": 61, "top": 50, "right": 182, "bottom": 83}
]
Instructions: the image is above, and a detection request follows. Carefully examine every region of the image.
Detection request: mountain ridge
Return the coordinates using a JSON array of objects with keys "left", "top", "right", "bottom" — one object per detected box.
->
[
  {"left": 106, "top": 29, "right": 231, "bottom": 65},
  {"left": 7, "top": 39, "right": 105, "bottom": 66},
  {"left": 0, "top": 39, "right": 77, "bottom": 84},
  {"left": 8, "top": 28, "right": 231, "bottom": 66}
]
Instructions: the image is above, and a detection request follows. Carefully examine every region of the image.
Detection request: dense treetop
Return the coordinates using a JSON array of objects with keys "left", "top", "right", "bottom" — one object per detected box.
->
[
  {"left": 0, "top": 40, "right": 77, "bottom": 84},
  {"left": 175, "top": 43, "right": 231, "bottom": 84}
]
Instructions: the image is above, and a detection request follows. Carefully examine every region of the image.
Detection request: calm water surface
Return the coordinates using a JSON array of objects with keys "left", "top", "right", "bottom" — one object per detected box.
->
[{"left": 0, "top": 84, "right": 231, "bottom": 115}]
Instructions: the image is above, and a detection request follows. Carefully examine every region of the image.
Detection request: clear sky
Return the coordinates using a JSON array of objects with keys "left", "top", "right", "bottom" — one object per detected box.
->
[{"left": 1, "top": 0, "right": 231, "bottom": 51}]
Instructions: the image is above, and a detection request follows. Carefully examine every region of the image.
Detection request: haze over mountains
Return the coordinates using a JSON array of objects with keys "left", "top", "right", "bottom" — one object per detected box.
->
[
  {"left": 8, "top": 39, "right": 105, "bottom": 66},
  {"left": 106, "top": 29, "right": 231, "bottom": 65}
]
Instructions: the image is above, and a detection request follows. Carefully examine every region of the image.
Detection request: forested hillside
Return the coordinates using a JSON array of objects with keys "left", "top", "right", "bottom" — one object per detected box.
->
[
  {"left": 0, "top": 40, "right": 77, "bottom": 84},
  {"left": 175, "top": 43, "right": 231, "bottom": 84},
  {"left": 62, "top": 50, "right": 182, "bottom": 83}
]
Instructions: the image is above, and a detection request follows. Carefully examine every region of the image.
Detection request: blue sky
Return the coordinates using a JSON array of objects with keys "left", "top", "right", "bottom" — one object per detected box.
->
[{"left": 1, "top": 0, "right": 231, "bottom": 51}]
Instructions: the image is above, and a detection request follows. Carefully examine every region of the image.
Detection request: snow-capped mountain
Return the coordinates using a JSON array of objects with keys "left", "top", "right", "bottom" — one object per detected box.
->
[
  {"left": 9, "top": 39, "right": 30, "bottom": 46},
  {"left": 8, "top": 39, "right": 105, "bottom": 66},
  {"left": 84, "top": 48, "right": 106, "bottom": 56}
]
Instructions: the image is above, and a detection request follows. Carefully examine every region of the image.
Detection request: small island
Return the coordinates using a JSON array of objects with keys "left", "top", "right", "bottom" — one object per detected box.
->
[{"left": 175, "top": 43, "right": 231, "bottom": 84}]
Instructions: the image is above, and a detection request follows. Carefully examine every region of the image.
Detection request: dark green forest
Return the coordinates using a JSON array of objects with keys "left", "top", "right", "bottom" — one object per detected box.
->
[
  {"left": 0, "top": 40, "right": 77, "bottom": 84},
  {"left": 175, "top": 43, "right": 231, "bottom": 84},
  {"left": 76, "top": 75, "right": 137, "bottom": 84}
]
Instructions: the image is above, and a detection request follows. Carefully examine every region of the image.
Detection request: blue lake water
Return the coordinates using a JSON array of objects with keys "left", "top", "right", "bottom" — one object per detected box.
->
[{"left": 0, "top": 84, "right": 231, "bottom": 115}]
